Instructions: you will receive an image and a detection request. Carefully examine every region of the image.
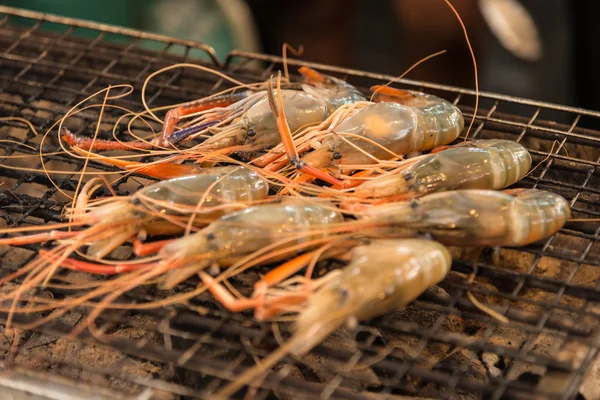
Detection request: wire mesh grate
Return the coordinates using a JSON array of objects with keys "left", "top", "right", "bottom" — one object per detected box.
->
[{"left": 0, "top": 6, "right": 599, "bottom": 400}]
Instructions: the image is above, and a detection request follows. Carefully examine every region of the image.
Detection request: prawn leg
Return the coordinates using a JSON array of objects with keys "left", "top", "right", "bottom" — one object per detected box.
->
[
  {"left": 267, "top": 73, "right": 347, "bottom": 187},
  {"left": 199, "top": 273, "right": 309, "bottom": 320},
  {"left": 503, "top": 188, "right": 529, "bottom": 196},
  {"left": 62, "top": 122, "right": 219, "bottom": 152},
  {"left": 256, "top": 144, "right": 314, "bottom": 172},
  {"left": 370, "top": 85, "right": 415, "bottom": 104},
  {"left": 253, "top": 251, "right": 319, "bottom": 297},
  {"left": 62, "top": 129, "right": 155, "bottom": 151},
  {"left": 430, "top": 145, "right": 451, "bottom": 153},
  {"left": 199, "top": 272, "right": 263, "bottom": 312},
  {"left": 71, "top": 147, "right": 202, "bottom": 180},
  {"left": 157, "top": 93, "right": 251, "bottom": 146},
  {"left": 61, "top": 92, "right": 251, "bottom": 151},
  {"left": 298, "top": 66, "right": 329, "bottom": 85},
  {"left": 331, "top": 170, "right": 375, "bottom": 190},
  {"left": 0, "top": 230, "right": 80, "bottom": 246},
  {"left": 133, "top": 238, "right": 172, "bottom": 256},
  {"left": 199, "top": 252, "right": 317, "bottom": 313},
  {"left": 38, "top": 251, "right": 152, "bottom": 275}
]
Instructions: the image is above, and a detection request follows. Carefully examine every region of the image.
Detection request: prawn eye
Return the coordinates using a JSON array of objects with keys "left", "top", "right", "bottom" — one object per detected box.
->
[
  {"left": 246, "top": 128, "right": 256, "bottom": 137},
  {"left": 403, "top": 173, "right": 414, "bottom": 181},
  {"left": 332, "top": 151, "right": 342, "bottom": 160}
]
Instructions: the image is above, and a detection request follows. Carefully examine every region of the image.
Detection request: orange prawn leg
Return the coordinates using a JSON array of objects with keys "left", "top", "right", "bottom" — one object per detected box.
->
[
  {"left": 430, "top": 145, "right": 451, "bottom": 154},
  {"left": 318, "top": 171, "right": 374, "bottom": 198},
  {"left": 38, "top": 250, "right": 153, "bottom": 274},
  {"left": 254, "top": 294, "right": 308, "bottom": 321},
  {"left": 199, "top": 272, "right": 261, "bottom": 312},
  {"left": 332, "top": 170, "right": 374, "bottom": 190},
  {"left": 293, "top": 172, "right": 318, "bottom": 185},
  {"left": 132, "top": 238, "right": 173, "bottom": 256},
  {"left": 296, "top": 161, "right": 345, "bottom": 187},
  {"left": 71, "top": 147, "right": 202, "bottom": 180},
  {"left": 503, "top": 188, "right": 529, "bottom": 196},
  {"left": 62, "top": 129, "right": 155, "bottom": 151},
  {"left": 371, "top": 192, "right": 416, "bottom": 205},
  {"left": 199, "top": 252, "right": 318, "bottom": 315},
  {"left": 370, "top": 85, "right": 415, "bottom": 104},
  {"left": 280, "top": 172, "right": 317, "bottom": 195},
  {"left": 263, "top": 157, "right": 289, "bottom": 172},
  {"left": 253, "top": 251, "right": 318, "bottom": 297},
  {"left": 252, "top": 151, "right": 286, "bottom": 168},
  {"left": 268, "top": 73, "right": 347, "bottom": 187},
  {"left": 121, "top": 163, "right": 203, "bottom": 180},
  {"left": 199, "top": 272, "right": 308, "bottom": 319},
  {"left": 258, "top": 144, "right": 312, "bottom": 171},
  {"left": 298, "top": 66, "right": 329, "bottom": 85},
  {"left": 158, "top": 92, "right": 252, "bottom": 146},
  {"left": 0, "top": 230, "right": 79, "bottom": 246}
]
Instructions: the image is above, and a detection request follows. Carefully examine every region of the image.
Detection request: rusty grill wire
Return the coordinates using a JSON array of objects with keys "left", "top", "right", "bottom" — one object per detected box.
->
[{"left": 0, "top": 6, "right": 599, "bottom": 400}]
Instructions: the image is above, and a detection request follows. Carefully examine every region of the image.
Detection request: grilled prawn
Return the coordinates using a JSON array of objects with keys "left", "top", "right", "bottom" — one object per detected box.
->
[
  {"left": 366, "top": 189, "right": 570, "bottom": 247},
  {"left": 40, "top": 200, "right": 344, "bottom": 290},
  {"left": 267, "top": 75, "right": 464, "bottom": 188},
  {"left": 212, "top": 239, "right": 451, "bottom": 398},
  {"left": 62, "top": 67, "right": 365, "bottom": 154},
  {"left": 354, "top": 139, "right": 532, "bottom": 198},
  {"left": 0, "top": 166, "right": 269, "bottom": 260}
]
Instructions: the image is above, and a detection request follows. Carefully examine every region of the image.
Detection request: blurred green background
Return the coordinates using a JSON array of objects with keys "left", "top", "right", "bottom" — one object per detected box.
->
[{"left": 3, "top": 0, "right": 261, "bottom": 60}]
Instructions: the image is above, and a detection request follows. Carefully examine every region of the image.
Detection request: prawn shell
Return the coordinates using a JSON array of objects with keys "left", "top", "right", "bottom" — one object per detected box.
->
[
  {"left": 205, "top": 201, "right": 344, "bottom": 260},
  {"left": 246, "top": 90, "right": 328, "bottom": 134},
  {"left": 303, "top": 99, "right": 463, "bottom": 168},
  {"left": 134, "top": 166, "right": 268, "bottom": 214},
  {"left": 203, "top": 90, "right": 329, "bottom": 152},
  {"left": 355, "top": 139, "right": 531, "bottom": 198},
  {"left": 160, "top": 201, "right": 344, "bottom": 263},
  {"left": 293, "top": 239, "right": 451, "bottom": 355},
  {"left": 301, "top": 81, "right": 366, "bottom": 113},
  {"left": 405, "top": 139, "right": 532, "bottom": 193},
  {"left": 367, "top": 189, "right": 570, "bottom": 247}
]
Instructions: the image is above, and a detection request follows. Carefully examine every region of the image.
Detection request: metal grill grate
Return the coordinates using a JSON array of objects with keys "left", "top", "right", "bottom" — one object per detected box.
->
[{"left": 0, "top": 6, "right": 599, "bottom": 400}]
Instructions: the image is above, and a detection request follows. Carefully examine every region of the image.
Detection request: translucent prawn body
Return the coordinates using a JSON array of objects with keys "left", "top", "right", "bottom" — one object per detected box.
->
[
  {"left": 366, "top": 189, "right": 570, "bottom": 247},
  {"left": 75, "top": 167, "right": 268, "bottom": 259},
  {"left": 83, "top": 167, "right": 268, "bottom": 222},
  {"left": 293, "top": 239, "right": 451, "bottom": 355},
  {"left": 202, "top": 90, "right": 329, "bottom": 151},
  {"left": 302, "top": 100, "right": 464, "bottom": 169},
  {"left": 132, "top": 166, "right": 268, "bottom": 216},
  {"left": 355, "top": 139, "right": 532, "bottom": 198},
  {"left": 299, "top": 70, "right": 366, "bottom": 112},
  {"left": 159, "top": 201, "right": 344, "bottom": 265}
]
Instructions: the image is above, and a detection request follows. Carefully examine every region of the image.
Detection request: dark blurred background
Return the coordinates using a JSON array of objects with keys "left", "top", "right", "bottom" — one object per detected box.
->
[{"left": 4, "top": 0, "right": 600, "bottom": 113}]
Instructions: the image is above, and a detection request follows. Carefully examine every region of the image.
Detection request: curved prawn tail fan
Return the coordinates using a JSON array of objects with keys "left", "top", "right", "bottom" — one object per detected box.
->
[{"left": 478, "top": 0, "right": 542, "bottom": 62}]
